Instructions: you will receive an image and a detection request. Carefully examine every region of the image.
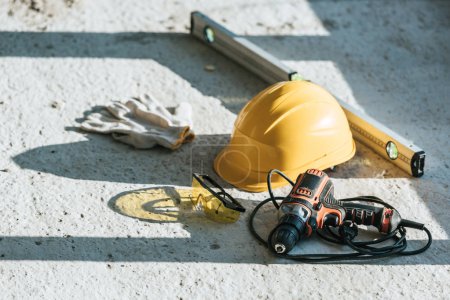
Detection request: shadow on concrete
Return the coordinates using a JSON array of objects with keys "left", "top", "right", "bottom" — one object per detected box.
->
[
  {"left": 0, "top": 31, "right": 266, "bottom": 114},
  {"left": 12, "top": 133, "right": 231, "bottom": 186},
  {"left": 0, "top": 235, "right": 446, "bottom": 265}
]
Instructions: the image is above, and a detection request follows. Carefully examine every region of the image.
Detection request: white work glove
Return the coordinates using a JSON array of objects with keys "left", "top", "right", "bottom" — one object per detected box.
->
[{"left": 80, "top": 94, "right": 195, "bottom": 150}]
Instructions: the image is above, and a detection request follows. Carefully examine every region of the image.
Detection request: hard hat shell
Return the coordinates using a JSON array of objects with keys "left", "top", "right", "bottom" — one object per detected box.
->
[{"left": 214, "top": 80, "right": 355, "bottom": 192}]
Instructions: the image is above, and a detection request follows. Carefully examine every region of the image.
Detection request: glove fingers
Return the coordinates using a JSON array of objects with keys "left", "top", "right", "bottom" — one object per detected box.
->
[
  {"left": 126, "top": 99, "right": 171, "bottom": 128},
  {"left": 135, "top": 95, "right": 194, "bottom": 128},
  {"left": 106, "top": 101, "right": 131, "bottom": 120},
  {"left": 87, "top": 111, "right": 119, "bottom": 123},
  {"left": 81, "top": 121, "right": 134, "bottom": 134},
  {"left": 82, "top": 110, "right": 141, "bottom": 131},
  {"left": 81, "top": 112, "right": 117, "bottom": 132},
  {"left": 107, "top": 102, "right": 155, "bottom": 131},
  {"left": 140, "top": 94, "right": 173, "bottom": 120}
]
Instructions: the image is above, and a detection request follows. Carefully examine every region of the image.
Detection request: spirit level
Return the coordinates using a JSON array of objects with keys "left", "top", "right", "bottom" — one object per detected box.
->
[{"left": 190, "top": 11, "right": 425, "bottom": 177}]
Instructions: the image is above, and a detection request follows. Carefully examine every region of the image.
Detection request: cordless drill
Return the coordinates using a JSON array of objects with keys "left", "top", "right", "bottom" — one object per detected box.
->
[{"left": 270, "top": 169, "right": 403, "bottom": 254}]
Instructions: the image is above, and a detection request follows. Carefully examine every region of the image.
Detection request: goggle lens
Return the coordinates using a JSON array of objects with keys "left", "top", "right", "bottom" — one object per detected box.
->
[{"left": 191, "top": 176, "right": 241, "bottom": 223}]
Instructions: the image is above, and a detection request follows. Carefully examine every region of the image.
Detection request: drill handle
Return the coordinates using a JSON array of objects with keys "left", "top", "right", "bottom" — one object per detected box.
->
[{"left": 342, "top": 203, "right": 401, "bottom": 233}]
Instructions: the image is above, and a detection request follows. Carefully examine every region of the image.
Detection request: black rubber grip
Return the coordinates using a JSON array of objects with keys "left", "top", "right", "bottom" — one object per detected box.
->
[{"left": 342, "top": 203, "right": 384, "bottom": 229}]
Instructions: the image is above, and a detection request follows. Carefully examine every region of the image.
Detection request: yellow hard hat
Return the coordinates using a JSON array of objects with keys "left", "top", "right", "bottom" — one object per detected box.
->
[{"left": 214, "top": 80, "right": 356, "bottom": 192}]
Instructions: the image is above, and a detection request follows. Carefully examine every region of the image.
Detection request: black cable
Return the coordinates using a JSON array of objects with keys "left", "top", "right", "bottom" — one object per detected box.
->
[
  {"left": 266, "top": 169, "right": 294, "bottom": 209},
  {"left": 248, "top": 169, "right": 433, "bottom": 262},
  {"left": 399, "top": 226, "right": 432, "bottom": 255}
]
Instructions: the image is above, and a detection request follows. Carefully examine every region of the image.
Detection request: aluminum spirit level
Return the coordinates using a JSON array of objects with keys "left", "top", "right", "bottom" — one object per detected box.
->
[{"left": 190, "top": 11, "right": 425, "bottom": 177}]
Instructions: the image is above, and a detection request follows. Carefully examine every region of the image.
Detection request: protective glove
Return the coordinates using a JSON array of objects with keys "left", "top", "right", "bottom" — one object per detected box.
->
[{"left": 80, "top": 94, "right": 195, "bottom": 150}]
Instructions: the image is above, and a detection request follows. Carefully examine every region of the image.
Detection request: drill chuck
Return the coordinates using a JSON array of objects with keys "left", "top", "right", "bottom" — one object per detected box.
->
[{"left": 270, "top": 214, "right": 306, "bottom": 254}]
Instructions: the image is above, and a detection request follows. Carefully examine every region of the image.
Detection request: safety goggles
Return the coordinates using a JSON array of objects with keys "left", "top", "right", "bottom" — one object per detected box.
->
[{"left": 191, "top": 173, "right": 246, "bottom": 223}]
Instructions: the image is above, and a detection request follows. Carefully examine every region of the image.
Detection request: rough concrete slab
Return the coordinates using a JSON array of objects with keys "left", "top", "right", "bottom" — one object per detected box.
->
[{"left": 0, "top": 0, "right": 449, "bottom": 298}]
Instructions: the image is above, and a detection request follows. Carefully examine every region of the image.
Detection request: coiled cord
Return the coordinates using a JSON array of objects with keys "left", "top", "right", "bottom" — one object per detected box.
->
[{"left": 248, "top": 169, "right": 432, "bottom": 262}]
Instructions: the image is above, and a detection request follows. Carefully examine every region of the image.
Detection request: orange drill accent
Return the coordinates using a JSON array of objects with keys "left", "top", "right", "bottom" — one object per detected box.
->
[{"left": 381, "top": 209, "right": 393, "bottom": 233}]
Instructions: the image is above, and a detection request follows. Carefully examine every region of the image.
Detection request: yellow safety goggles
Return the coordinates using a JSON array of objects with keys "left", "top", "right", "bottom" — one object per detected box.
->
[{"left": 191, "top": 173, "right": 246, "bottom": 223}]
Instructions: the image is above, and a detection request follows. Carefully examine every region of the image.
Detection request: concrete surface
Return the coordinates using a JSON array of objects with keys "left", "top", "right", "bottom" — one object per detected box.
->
[{"left": 0, "top": 0, "right": 449, "bottom": 299}]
